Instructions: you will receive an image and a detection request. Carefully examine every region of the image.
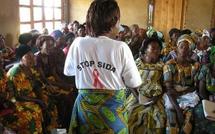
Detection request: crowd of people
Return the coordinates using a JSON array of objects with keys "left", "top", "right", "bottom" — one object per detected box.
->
[{"left": 0, "top": 0, "right": 215, "bottom": 133}]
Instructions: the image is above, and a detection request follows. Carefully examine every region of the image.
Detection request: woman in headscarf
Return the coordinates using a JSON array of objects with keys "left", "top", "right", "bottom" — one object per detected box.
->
[
  {"left": 0, "top": 50, "right": 15, "bottom": 133},
  {"left": 191, "top": 29, "right": 211, "bottom": 65},
  {"left": 126, "top": 37, "right": 165, "bottom": 134},
  {"left": 50, "top": 30, "right": 66, "bottom": 49},
  {"left": 35, "top": 35, "right": 75, "bottom": 129},
  {"left": 163, "top": 34, "right": 200, "bottom": 134},
  {"left": 6, "top": 45, "right": 44, "bottom": 133},
  {"left": 0, "top": 34, "right": 15, "bottom": 67},
  {"left": 192, "top": 46, "right": 215, "bottom": 134}
]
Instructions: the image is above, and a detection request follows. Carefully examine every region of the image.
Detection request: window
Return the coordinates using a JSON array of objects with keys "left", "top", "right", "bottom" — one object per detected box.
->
[{"left": 19, "top": 0, "right": 63, "bottom": 33}]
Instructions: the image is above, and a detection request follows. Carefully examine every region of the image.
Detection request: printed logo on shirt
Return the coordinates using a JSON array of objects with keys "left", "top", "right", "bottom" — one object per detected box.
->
[
  {"left": 77, "top": 60, "right": 116, "bottom": 72},
  {"left": 93, "top": 69, "right": 104, "bottom": 88}
]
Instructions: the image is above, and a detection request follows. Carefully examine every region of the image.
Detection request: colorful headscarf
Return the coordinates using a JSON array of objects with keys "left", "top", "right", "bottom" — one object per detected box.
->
[
  {"left": 50, "top": 30, "right": 63, "bottom": 40},
  {"left": 146, "top": 26, "right": 156, "bottom": 38},
  {"left": 202, "top": 29, "right": 210, "bottom": 38},
  {"left": 177, "top": 34, "right": 193, "bottom": 46},
  {"left": 146, "top": 26, "right": 164, "bottom": 42}
]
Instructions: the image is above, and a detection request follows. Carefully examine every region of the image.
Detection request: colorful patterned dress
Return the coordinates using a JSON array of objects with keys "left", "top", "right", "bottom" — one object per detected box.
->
[
  {"left": 6, "top": 64, "right": 43, "bottom": 134},
  {"left": 192, "top": 64, "right": 215, "bottom": 134},
  {"left": 0, "top": 69, "right": 15, "bottom": 129},
  {"left": 163, "top": 59, "right": 200, "bottom": 134},
  {"left": 126, "top": 58, "right": 166, "bottom": 134},
  {"left": 7, "top": 65, "right": 57, "bottom": 134},
  {"left": 69, "top": 89, "right": 128, "bottom": 134}
]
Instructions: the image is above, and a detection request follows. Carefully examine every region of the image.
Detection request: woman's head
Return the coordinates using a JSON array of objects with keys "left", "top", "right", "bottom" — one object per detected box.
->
[
  {"left": 16, "top": 45, "right": 34, "bottom": 67},
  {"left": 177, "top": 34, "right": 193, "bottom": 57},
  {"left": 65, "top": 32, "right": 75, "bottom": 45},
  {"left": 18, "top": 33, "right": 33, "bottom": 45},
  {"left": 169, "top": 28, "right": 180, "bottom": 43},
  {"left": 130, "top": 24, "right": 139, "bottom": 37},
  {"left": 61, "top": 23, "right": 69, "bottom": 35},
  {"left": 199, "top": 29, "right": 211, "bottom": 48},
  {"left": 72, "top": 21, "right": 80, "bottom": 34},
  {"left": 140, "top": 37, "right": 162, "bottom": 63},
  {"left": 36, "top": 35, "right": 55, "bottom": 55},
  {"left": 77, "top": 25, "right": 86, "bottom": 37},
  {"left": 86, "top": 0, "right": 120, "bottom": 37}
]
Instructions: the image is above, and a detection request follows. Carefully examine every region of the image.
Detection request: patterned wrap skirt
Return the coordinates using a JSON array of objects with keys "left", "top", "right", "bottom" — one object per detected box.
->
[{"left": 68, "top": 89, "right": 128, "bottom": 134}]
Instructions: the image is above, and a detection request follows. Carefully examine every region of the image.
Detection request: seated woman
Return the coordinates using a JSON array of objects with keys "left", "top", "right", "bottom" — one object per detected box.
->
[
  {"left": 0, "top": 34, "right": 15, "bottom": 68},
  {"left": 126, "top": 37, "right": 165, "bottom": 134},
  {"left": 35, "top": 35, "right": 75, "bottom": 128},
  {"left": 6, "top": 45, "right": 44, "bottom": 133},
  {"left": 35, "top": 35, "right": 72, "bottom": 89},
  {"left": 0, "top": 50, "right": 15, "bottom": 133},
  {"left": 163, "top": 34, "right": 200, "bottom": 134},
  {"left": 191, "top": 30, "right": 211, "bottom": 65},
  {"left": 192, "top": 47, "right": 215, "bottom": 133}
]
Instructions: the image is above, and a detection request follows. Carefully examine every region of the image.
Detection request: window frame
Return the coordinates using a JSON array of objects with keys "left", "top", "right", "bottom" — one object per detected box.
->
[{"left": 19, "top": 0, "right": 64, "bottom": 33}]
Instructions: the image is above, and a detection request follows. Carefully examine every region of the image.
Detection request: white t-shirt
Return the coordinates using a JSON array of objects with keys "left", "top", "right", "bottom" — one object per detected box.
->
[{"left": 64, "top": 36, "right": 142, "bottom": 90}]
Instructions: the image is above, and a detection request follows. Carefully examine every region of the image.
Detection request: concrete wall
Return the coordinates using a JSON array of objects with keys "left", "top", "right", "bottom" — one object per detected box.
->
[
  {"left": 185, "top": 0, "right": 214, "bottom": 30},
  {"left": 69, "top": 0, "right": 148, "bottom": 28},
  {"left": 0, "top": 0, "right": 19, "bottom": 47}
]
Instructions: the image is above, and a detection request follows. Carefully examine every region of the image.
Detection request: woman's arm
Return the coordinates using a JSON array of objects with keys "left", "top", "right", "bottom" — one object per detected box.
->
[
  {"left": 16, "top": 96, "right": 46, "bottom": 110},
  {"left": 165, "top": 82, "right": 184, "bottom": 127}
]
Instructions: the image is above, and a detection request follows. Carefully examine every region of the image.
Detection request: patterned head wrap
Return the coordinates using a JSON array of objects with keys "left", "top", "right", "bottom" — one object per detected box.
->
[
  {"left": 202, "top": 29, "right": 210, "bottom": 38},
  {"left": 50, "top": 30, "right": 63, "bottom": 40},
  {"left": 16, "top": 45, "right": 31, "bottom": 60},
  {"left": 177, "top": 34, "right": 193, "bottom": 47},
  {"left": 18, "top": 33, "right": 33, "bottom": 45}
]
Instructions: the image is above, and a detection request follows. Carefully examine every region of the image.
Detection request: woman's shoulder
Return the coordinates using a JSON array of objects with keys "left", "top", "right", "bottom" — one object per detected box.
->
[
  {"left": 163, "top": 59, "right": 176, "bottom": 73},
  {"left": 7, "top": 64, "right": 21, "bottom": 77}
]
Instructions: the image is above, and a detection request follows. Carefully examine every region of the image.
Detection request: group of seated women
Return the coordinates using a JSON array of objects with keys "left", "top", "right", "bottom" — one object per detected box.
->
[
  {"left": 124, "top": 27, "right": 215, "bottom": 134},
  {"left": 0, "top": 25, "right": 80, "bottom": 133},
  {"left": 0, "top": 21, "right": 215, "bottom": 134}
]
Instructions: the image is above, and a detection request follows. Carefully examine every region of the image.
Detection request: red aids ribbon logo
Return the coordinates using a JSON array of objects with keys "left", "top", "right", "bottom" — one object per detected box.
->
[{"left": 93, "top": 69, "right": 104, "bottom": 89}]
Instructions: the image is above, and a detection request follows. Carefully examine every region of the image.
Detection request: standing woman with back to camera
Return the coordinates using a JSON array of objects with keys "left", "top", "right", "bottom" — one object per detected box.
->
[{"left": 64, "top": 0, "right": 142, "bottom": 133}]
